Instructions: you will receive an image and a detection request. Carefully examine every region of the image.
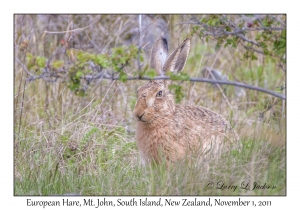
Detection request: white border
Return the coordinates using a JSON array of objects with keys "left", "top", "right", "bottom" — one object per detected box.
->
[{"left": 2, "top": 0, "right": 297, "bottom": 208}]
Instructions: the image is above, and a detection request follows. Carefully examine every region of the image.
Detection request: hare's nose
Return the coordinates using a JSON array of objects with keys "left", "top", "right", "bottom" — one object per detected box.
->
[{"left": 137, "top": 113, "right": 145, "bottom": 121}]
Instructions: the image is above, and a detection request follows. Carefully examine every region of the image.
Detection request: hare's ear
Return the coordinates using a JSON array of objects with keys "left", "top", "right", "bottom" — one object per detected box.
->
[
  {"left": 163, "top": 38, "right": 190, "bottom": 74},
  {"left": 150, "top": 37, "right": 168, "bottom": 76}
]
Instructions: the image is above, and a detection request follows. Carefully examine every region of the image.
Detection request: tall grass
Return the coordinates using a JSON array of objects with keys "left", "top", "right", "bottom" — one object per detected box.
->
[
  {"left": 14, "top": 115, "right": 285, "bottom": 195},
  {"left": 14, "top": 14, "right": 286, "bottom": 195}
]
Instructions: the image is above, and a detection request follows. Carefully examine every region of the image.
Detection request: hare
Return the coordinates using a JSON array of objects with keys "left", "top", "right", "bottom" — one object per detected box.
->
[{"left": 134, "top": 37, "right": 239, "bottom": 164}]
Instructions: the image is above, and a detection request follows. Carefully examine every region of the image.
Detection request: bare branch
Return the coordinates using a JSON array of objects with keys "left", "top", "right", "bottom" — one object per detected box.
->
[
  {"left": 241, "top": 43, "right": 265, "bottom": 55},
  {"left": 242, "top": 27, "right": 285, "bottom": 31},
  {"left": 43, "top": 18, "right": 100, "bottom": 34},
  {"left": 15, "top": 57, "right": 36, "bottom": 78},
  {"left": 236, "top": 34, "right": 259, "bottom": 45},
  {"left": 85, "top": 75, "right": 286, "bottom": 100}
]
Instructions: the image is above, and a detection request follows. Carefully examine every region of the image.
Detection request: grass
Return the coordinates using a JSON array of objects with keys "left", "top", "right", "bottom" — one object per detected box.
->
[
  {"left": 14, "top": 14, "right": 286, "bottom": 196},
  {"left": 14, "top": 122, "right": 285, "bottom": 195},
  {"left": 14, "top": 97, "right": 286, "bottom": 196}
]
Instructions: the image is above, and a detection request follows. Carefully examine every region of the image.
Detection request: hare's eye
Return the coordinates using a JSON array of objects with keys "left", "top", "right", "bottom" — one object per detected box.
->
[{"left": 156, "top": 91, "right": 163, "bottom": 98}]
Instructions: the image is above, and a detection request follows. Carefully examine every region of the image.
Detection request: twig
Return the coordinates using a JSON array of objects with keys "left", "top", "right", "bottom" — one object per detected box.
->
[
  {"left": 259, "top": 99, "right": 280, "bottom": 120},
  {"left": 236, "top": 34, "right": 259, "bottom": 46},
  {"left": 205, "top": 44, "right": 233, "bottom": 110},
  {"left": 17, "top": 63, "right": 28, "bottom": 143},
  {"left": 15, "top": 57, "right": 36, "bottom": 78},
  {"left": 241, "top": 43, "right": 265, "bottom": 55},
  {"left": 278, "top": 63, "right": 286, "bottom": 72},
  {"left": 242, "top": 27, "right": 285, "bottom": 31},
  {"left": 85, "top": 75, "right": 286, "bottom": 100},
  {"left": 43, "top": 18, "right": 100, "bottom": 34},
  {"left": 178, "top": 21, "right": 285, "bottom": 32},
  {"left": 138, "top": 14, "right": 142, "bottom": 74}
]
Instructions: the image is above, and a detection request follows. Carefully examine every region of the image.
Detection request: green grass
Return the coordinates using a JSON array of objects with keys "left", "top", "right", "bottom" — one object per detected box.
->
[{"left": 14, "top": 119, "right": 285, "bottom": 195}]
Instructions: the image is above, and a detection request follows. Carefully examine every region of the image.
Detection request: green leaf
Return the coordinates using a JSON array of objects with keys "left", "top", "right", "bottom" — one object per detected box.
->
[
  {"left": 36, "top": 56, "right": 46, "bottom": 68},
  {"left": 251, "top": 53, "right": 258, "bottom": 60},
  {"left": 129, "top": 45, "right": 139, "bottom": 58},
  {"left": 263, "top": 48, "right": 270, "bottom": 56},
  {"left": 113, "top": 47, "right": 124, "bottom": 55},
  {"left": 76, "top": 71, "right": 84, "bottom": 78},
  {"left": 215, "top": 42, "right": 221, "bottom": 51},
  {"left": 26, "top": 53, "right": 35, "bottom": 70},
  {"left": 68, "top": 81, "right": 80, "bottom": 91},
  {"left": 120, "top": 57, "right": 127, "bottom": 64},
  {"left": 168, "top": 72, "right": 181, "bottom": 80},
  {"left": 225, "top": 26, "right": 232, "bottom": 32},
  {"left": 52, "top": 60, "right": 64, "bottom": 69},
  {"left": 193, "top": 26, "right": 199, "bottom": 31},
  {"left": 77, "top": 51, "right": 85, "bottom": 62},
  {"left": 178, "top": 72, "right": 190, "bottom": 81},
  {"left": 168, "top": 84, "right": 184, "bottom": 103},
  {"left": 259, "top": 41, "right": 267, "bottom": 49},
  {"left": 119, "top": 71, "right": 127, "bottom": 82},
  {"left": 144, "top": 68, "right": 157, "bottom": 79},
  {"left": 281, "top": 29, "right": 286, "bottom": 39},
  {"left": 273, "top": 38, "right": 286, "bottom": 51},
  {"left": 77, "top": 51, "right": 94, "bottom": 62},
  {"left": 26, "top": 53, "right": 33, "bottom": 63},
  {"left": 167, "top": 72, "right": 190, "bottom": 81}
]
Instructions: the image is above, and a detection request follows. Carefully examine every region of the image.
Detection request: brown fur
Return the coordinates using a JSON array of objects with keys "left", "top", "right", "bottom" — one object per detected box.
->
[{"left": 134, "top": 37, "right": 239, "bottom": 164}]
